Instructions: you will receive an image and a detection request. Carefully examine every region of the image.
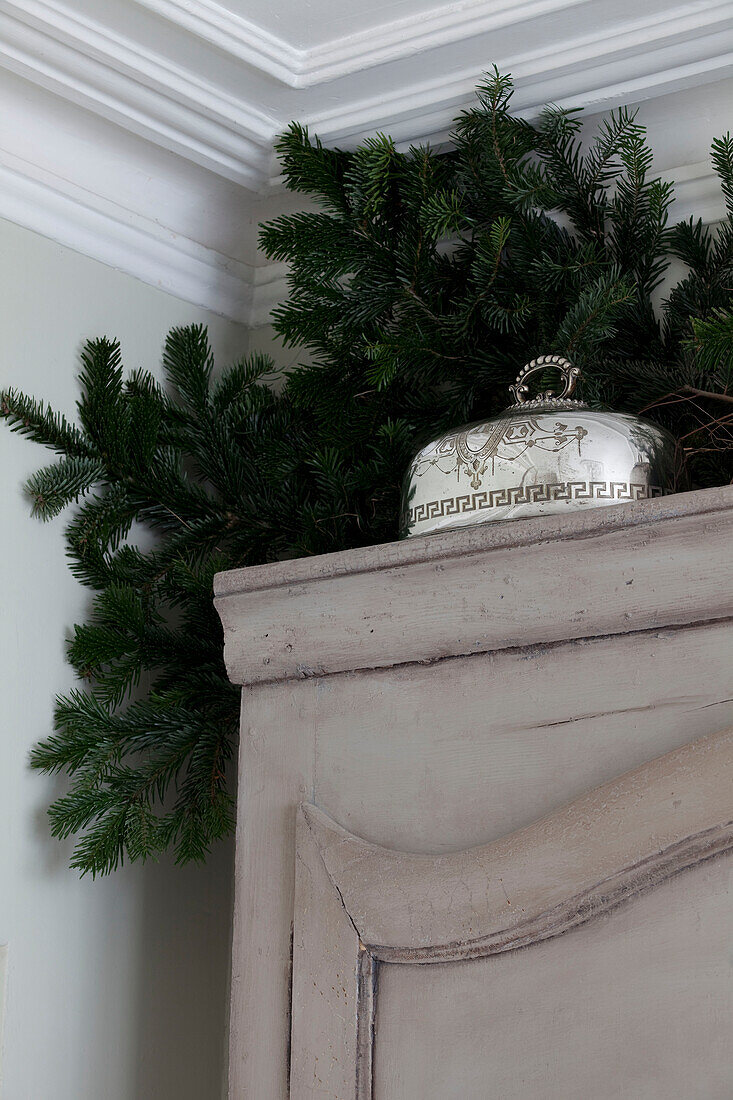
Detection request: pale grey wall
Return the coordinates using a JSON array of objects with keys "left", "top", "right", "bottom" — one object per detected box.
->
[{"left": 0, "top": 218, "right": 247, "bottom": 1100}]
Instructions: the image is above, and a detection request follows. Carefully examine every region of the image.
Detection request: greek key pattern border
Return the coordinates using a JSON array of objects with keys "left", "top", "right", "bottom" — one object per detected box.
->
[{"left": 406, "top": 480, "right": 667, "bottom": 526}]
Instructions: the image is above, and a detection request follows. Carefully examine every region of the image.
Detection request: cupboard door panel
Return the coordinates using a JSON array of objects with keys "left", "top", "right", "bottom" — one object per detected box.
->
[
  {"left": 290, "top": 727, "right": 733, "bottom": 1098},
  {"left": 374, "top": 856, "right": 733, "bottom": 1100}
]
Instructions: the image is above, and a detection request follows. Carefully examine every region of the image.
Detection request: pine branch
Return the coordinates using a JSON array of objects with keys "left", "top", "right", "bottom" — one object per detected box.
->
[
  {"left": 711, "top": 133, "right": 733, "bottom": 218},
  {"left": 163, "top": 324, "right": 214, "bottom": 413},
  {"left": 274, "top": 122, "right": 351, "bottom": 214},
  {"left": 686, "top": 308, "right": 733, "bottom": 383},
  {"left": 0, "top": 389, "right": 90, "bottom": 456},
  {"left": 555, "top": 270, "right": 634, "bottom": 358},
  {"left": 26, "top": 455, "right": 105, "bottom": 519},
  {"left": 7, "top": 69, "right": 733, "bottom": 875}
]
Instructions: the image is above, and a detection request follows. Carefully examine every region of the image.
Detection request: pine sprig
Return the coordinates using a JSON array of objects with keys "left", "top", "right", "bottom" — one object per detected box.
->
[
  {"left": 687, "top": 308, "right": 733, "bottom": 382},
  {"left": 26, "top": 455, "right": 105, "bottom": 519},
  {"left": 0, "top": 389, "right": 90, "bottom": 456},
  {"left": 711, "top": 133, "right": 733, "bottom": 217}
]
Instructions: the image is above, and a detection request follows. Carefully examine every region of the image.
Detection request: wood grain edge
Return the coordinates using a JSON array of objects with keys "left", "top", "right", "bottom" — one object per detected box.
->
[
  {"left": 355, "top": 948, "right": 377, "bottom": 1100},
  {"left": 289, "top": 820, "right": 376, "bottom": 1099},
  {"left": 289, "top": 807, "right": 364, "bottom": 1099}
]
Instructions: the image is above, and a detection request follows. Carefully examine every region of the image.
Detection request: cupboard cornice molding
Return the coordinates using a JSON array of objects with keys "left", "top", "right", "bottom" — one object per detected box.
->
[{"left": 215, "top": 484, "right": 733, "bottom": 686}]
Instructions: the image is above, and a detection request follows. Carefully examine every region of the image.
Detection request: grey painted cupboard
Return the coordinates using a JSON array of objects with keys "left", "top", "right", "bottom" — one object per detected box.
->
[{"left": 215, "top": 485, "right": 733, "bottom": 1099}]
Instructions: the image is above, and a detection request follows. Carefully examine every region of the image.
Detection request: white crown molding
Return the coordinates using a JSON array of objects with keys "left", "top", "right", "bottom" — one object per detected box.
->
[
  {"left": 131, "top": 0, "right": 733, "bottom": 95},
  {"left": 0, "top": 0, "right": 729, "bottom": 326},
  {"left": 2, "top": 0, "right": 728, "bottom": 197},
  {"left": 304, "top": 2, "right": 733, "bottom": 145},
  {"left": 0, "top": 148, "right": 254, "bottom": 322},
  {"left": 0, "top": 0, "right": 275, "bottom": 186},
  {"left": 131, "top": 0, "right": 304, "bottom": 87},
  {"left": 302, "top": 0, "right": 587, "bottom": 87},
  {"left": 660, "top": 160, "right": 727, "bottom": 226},
  {"left": 133, "top": 0, "right": 589, "bottom": 88},
  {"left": 250, "top": 262, "right": 291, "bottom": 329}
]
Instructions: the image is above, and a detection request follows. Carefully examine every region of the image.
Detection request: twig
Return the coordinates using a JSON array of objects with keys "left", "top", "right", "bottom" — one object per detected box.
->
[{"left": 679, "top": 385, "right": 733, "bottom": 405}]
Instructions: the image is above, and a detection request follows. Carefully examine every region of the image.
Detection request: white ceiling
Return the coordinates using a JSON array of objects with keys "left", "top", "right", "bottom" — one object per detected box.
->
[{"left": 0, "top": 0, "right": 731, "bottom": 324}]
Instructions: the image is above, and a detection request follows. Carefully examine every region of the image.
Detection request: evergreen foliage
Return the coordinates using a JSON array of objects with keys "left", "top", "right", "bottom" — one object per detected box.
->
[{"left": 3, "top": 71, "right": 733, "bottom": 873}]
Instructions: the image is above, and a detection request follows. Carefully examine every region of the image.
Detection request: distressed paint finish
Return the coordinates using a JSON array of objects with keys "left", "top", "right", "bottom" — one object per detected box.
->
[
  {"left": 227, "top": 693, "right": 316, "bottom": 1098},
  {"left": 215, "top": 486, "right": 733, "bottom": 686},
  {"left": 290, "top": 809, "right": 362, "bottom": 1100},
  {"left": 301, "top": 726, "right": 733, "bottom": 960},
  {"left": 294, "top": 729, "right": 733, "bottom": 1095},
  {"left": 215, "top": 488, "right": 733, "bottom": 1099},
  {"left": 307, "top": 619, "right": 733, "bottom": 854},
  {"left": 374, "top": 858, "right": 733, "bottom": 1099}
]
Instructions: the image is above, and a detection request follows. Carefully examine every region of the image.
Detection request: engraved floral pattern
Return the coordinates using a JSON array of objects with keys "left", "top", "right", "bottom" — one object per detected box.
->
[{"left": 409, "top": 417, "right": 590, "bottom": 490}]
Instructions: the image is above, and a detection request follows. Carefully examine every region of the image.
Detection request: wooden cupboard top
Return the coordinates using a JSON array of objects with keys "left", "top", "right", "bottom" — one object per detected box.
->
[
  {"left": 214, "top": 485, "right": 733, "bottom": 597},
  {"left": 214, "top": 485, "right": 733, "bottom": 686}
]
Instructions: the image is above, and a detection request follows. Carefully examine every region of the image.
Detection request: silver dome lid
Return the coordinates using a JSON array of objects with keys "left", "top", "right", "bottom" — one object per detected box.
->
[{"left": 402, "top": 355, "right": 677, "bottom": 538}]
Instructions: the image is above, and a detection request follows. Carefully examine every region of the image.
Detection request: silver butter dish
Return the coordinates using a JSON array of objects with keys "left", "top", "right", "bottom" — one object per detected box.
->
[{"left": 401, "top": 355, "right": 677, "bottom": 538}]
